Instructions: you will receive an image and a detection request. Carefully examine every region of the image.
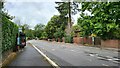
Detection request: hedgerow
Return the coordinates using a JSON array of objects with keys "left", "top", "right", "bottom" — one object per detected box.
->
[{"left": 2, "top": 14, "right": 18, "bottom": 53}]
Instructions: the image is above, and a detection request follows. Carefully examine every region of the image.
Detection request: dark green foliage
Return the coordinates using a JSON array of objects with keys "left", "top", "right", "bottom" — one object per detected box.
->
[
  {"left": 54, "top": 28, "right": 65, "bottom": 41},
  {"left": 71, "top": 25, "right": 81, "bottom": 37},
  {"left": 55, "top": 2, "right": 79, "bottom": 35},
  {"left": 55, "top": 2, "right": 69, "bottom": 16},
  {"left": 78, "top": 2, "right": 120, "bottom": 40},
  {"left": 1, "top": 1, "right": 18, "bottom": 52},
  {"left": 77, "top": 15, "right": 94, "bottom": 37},
  {"left": 0, "top": 1, "right": 3, "bottom": 54},
  {"left": 2, "top": 13, "right": 18, "bottom": 53},
  {"left": 34, "top": 24, "right": 45, "bottom": 39},
  {"left": 45, "top": 15, "right": 67, "bottom": 39},
  {"left": 64, "top": 35, "right": 73, "bottom": 43},
  {"left": 41, "top": 31, "right": 47, "bottom": 39},
  {"left": 25, "top": 29, "right": 35, "bottom": 39},
  {"left": 55, "top": 2, "right": 79, "bottom": 16}
]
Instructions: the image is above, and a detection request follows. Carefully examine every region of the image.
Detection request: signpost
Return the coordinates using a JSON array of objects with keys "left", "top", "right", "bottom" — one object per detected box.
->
[{"left": 91, "top": 33, "right": 96, "bottom": 46}]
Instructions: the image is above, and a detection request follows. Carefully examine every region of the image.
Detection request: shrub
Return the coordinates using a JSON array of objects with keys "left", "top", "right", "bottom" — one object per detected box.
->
[
  {"left": 65, "top": 35, "right": 73, "bottom": 43},
  {"left": 54, "top": 28, "right": 65, "bottom": 42}
]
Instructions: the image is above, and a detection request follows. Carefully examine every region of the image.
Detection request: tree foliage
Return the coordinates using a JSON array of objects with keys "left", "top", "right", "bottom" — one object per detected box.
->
[
  {"left": 26, "top": 29, "right": 35, "bottom": 39},
  {"left": 34, "top": 23, "right": 45, "bottom": 38},
  {"left": 78, "top": 14, "right": 94, "bottom": 37},
  {"left": 55, "top": 2, "right": 79, "bottom": 16},
  {"left": 55, "top": 2, "right": 79, "bottom": 35},
  {"left": 45, "top": 15, "right": 66, "bottom": 39},
  {"left": 54, "top": 28, "right": 65, "bottom": 40},
  {"left": 20, "top": 24, "right": 29, "bottom": 33},
  {"left": 2, "top": 10, "right": 18, "bottom": 53},
  {"left": 71, "top": 24, "right": 81, "bottom": 37},
  {"left": 78, "top": 2, "right": 120, "bottom": 40}
]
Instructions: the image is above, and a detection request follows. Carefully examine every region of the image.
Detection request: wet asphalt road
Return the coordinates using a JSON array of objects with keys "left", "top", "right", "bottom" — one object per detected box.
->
[
  {"left": 8, "top": 43, "right": 52, "bottom": 67},
  {"left": 7, "top": 40, "right": 120, "bottom": 68},
  {"left": 29, "top": 40, "right": 120, "bottom": 67}
]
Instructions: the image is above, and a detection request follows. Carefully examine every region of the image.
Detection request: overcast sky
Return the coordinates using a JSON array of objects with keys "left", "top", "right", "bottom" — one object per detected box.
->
[{"left": 4, "top": 0, "right": 83, "bottom": 29}]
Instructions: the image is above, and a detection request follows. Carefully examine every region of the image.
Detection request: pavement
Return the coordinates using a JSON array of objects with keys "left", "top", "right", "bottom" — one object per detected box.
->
[
  {"left": 104, "top": 48, "right": 120, "bottom": 52},
  {"left": 55, "top": 42, "right": 120, "bottom": 52},
  {"left": 7, "top": 42, "right": 52, "bottom": 67}
]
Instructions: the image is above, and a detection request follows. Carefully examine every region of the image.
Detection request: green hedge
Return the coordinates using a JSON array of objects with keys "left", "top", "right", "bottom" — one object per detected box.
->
[
  {"left": 2, "top": 15, "right": 18, "bottom": 53},
  {"left": 65, "top": 35, "right": 73, "bottom": 43}
]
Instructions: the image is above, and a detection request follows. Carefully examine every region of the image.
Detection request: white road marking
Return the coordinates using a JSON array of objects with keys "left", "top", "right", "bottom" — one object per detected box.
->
[
  {"left": 31, "top": 44, "right": 60, "bottom": 68},
  {"left": 112, "top": 60, "right": 120, "bottom": 64},
  {"left": 106, "top": 56, "right": 112, "bottom": 58},
  {"left": 89, "top": 54, "right": 95, "bottom": 57},
  {"left": 102, "top": 64, "right": 109, "bottom": 66},
  {"left": 71, "top": 50, "right": 74, "bottom": 52},
  {"left": 52, "top": 49, "right": 55, "bottom": 51},
  {"left": 113, "top": 58, "right": 119, "bottom": 60},
  {"left": 107, "top": 59, "right": 113, "bottom": 61},
  {"left": 97, "top": 57, "right": 105, "bottom": 59}
]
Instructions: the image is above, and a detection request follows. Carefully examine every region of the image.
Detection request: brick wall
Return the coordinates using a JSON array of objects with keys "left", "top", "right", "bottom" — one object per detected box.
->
[
  {"left": 73, "top": 37, "right": 83, "bottom": 44},
  {"left": 64, "top": 36, "right": 120, "bottom": 49},
  {"left": 62, "top": 37, "right": 65, "bottom": 42},
  {"left": 101, "top": 40, "right": 120, "bottom": 48},
  {"left": 73, "top": 37, "right": 92, "bottom": 44}
]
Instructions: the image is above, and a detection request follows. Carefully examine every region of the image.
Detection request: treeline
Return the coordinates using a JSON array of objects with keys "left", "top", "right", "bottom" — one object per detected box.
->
[
  {"left": 22, "top": 2, "right": 120, "bottom": 42},
  {"left": 21, "top": 24, "right": 46, "bottom": 40},
  {"left": 44, "top": 2, "right": 120, "bottom": 42}
]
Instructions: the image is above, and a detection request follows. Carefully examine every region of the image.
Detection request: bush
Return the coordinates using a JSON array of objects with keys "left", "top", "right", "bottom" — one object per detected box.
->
[
  {"left": 2, "top": 14, "right": 18, "bottom": 53},
  {"left": 54, "top": 28, "right": 65, "bottom": 41},
  {"left": 65, "top": 35, "right": 73, "bottom": 43}
]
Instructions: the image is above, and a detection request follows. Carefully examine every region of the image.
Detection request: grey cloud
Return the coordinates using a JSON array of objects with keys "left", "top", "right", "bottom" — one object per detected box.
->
[{"left": 4, "top": 2, "right": 59, "bottom": 29}]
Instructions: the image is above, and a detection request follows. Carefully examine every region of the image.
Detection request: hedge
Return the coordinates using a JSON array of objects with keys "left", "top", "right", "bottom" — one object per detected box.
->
[
  {"left": 2, "top": 15, "right": 18, "bottom": 53},
  {"left": 0, "top": 16, "right": 2, "bottom": 55},
  {"left": 65, "top": 35, "right": 73, "bottom": 43}
]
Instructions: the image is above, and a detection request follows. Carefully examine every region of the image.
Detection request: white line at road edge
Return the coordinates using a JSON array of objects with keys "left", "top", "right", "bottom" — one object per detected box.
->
[{"left": 31, "top": 44, "right": 60, "bottom": 68}]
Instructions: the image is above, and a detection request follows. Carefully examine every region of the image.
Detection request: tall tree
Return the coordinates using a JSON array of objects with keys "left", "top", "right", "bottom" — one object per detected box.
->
[
  {"left": 55, "top": 1, "right": 79, "bottom": 35},
  {"left": 34, "top": 23, "right": 45, "bottom": 38},
  {"left": 34, "top": 24, "right": 45, "bottom": 31},
  {"left": 78, "top": 2, "right": 120, "bottom": 40},
  {"left": 20, "top": 24, "right": 30, "bottom": 33},
  {"left": 77, "top": 13, "right": 94, "bottom": 37},
  {"left": 45, "top": 15, "right": 60, "bottom": 39},
  {"left": 71, "top": 24, "right": 81, "bottom": 37}
]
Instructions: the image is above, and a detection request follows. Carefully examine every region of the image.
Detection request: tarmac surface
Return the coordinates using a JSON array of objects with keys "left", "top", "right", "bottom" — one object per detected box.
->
[
  {"left": 7, "top": 43, "right": 52, "bottom": 67},
  {"left": 7, "top": 40, "right": 120, "bottom": 68}
]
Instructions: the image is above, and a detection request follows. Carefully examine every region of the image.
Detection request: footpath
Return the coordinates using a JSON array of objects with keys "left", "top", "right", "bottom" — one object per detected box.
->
[{"left": 4, "top": 43, "right": 52, "bottom": 67}]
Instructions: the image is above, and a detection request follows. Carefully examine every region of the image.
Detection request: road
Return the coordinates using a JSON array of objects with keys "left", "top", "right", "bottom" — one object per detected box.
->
[
  {"left": 29, "top": 40, "right": 119, "bottom": 67},
  {"left": 7, "top": 40, "right": 120, "bottom": 68}
]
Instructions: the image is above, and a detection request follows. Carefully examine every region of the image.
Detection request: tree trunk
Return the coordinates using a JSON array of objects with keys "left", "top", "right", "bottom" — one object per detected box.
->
[{"left": 65, "top": 1, "right": 72, "bottom": 35}]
